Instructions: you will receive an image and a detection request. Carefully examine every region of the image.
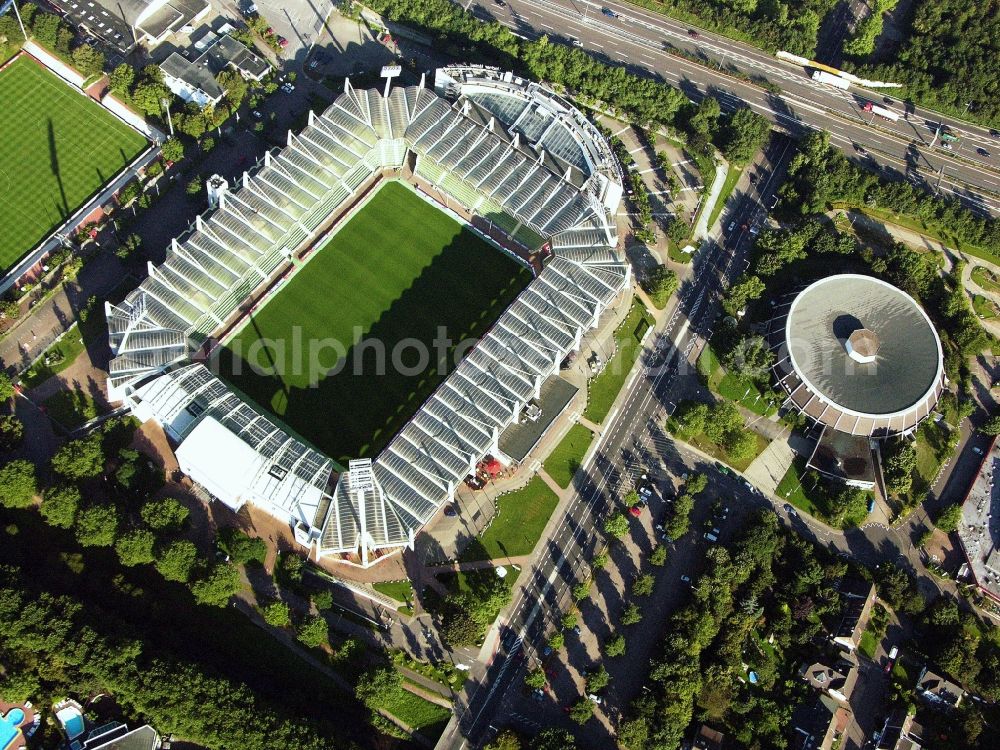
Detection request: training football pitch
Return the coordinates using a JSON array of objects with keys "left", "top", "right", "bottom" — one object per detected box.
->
[
  {"left": 219, "top": 181, "right": 533, "bottom": 463},
  {"left": 0, "top": 56, "right": 149, "bottom": 274}
]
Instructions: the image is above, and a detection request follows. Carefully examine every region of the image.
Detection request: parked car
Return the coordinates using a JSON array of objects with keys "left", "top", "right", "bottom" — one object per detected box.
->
[
  {"left": 281, "top": 82, "right": 295, "bottom": 93},
  {"left": 588, "top": 693, "right": 603, "bottom": 705},
  {"left": 628, "top": 505, "right": 642, "bottom": 518},
  {"left": 727, "top": 220, "right": 737, "bottom": 231},
  {"left": 784, "top": 503, "right": 798, "bottom": 517},
  {"left": 680, "top": 574, "right": 691, "bottom": 584},
  {"left": 443, "top": 504, "right": 458, "bottom": 517},
  {"left": 704, "top": 532, "right": 718, "bottom": 542}
]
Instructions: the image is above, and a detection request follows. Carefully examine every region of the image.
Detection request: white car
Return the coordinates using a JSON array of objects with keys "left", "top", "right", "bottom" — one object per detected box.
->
[
  {"left": 749, "top": 224, "right": 761, "bottom": 236},
  {"left": 588, "top": 694, "right": 603, "bottom": 705},
  {"left": 727, "top": 221, "right": 736, "bottom": 231},
  {"left": 281, "top": 83, "right": 295, "bottom": 93},
  {"left": 571, "top": 38, "right": 583, "bottom": 47}
]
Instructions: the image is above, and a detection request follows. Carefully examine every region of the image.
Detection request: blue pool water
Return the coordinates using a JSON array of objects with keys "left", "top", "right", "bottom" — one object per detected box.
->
[{"left": 1, "top": 707, "right": 26, "bottom": 750}]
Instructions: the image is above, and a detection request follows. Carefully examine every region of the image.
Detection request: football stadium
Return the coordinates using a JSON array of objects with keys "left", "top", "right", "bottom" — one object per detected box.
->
[
  {"left": 0, "top": 55, "right": 149, "bottom": 274},
  {"left": 110, "top": 66, "right": 629, "bottom": 567}
]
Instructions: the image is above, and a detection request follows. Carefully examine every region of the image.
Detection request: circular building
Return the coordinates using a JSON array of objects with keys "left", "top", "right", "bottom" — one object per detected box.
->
[{"left": 772, "top": 274, "right": 944, "bottom": 438}]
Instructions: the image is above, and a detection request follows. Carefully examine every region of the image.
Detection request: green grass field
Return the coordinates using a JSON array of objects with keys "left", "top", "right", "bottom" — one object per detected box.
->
[
  {"left": 460, "top": 476, "right": 560, "bottom": 561},
  {"left": 220, "top": 182, "right": 532, "bottom": 462},
  {"left": 544, "top": 424, "right": 595, "bottom": 489},
  {"left": 0, "top": 57, "right": 148, "bottom": 273},
  {"left": 584, "top": 300, "right": 654, "bottom": 424}
]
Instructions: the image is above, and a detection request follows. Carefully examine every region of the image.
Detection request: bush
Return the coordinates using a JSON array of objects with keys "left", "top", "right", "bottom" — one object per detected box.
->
[
  {"left": 75, "top": 505, "right": 118, "bottom": 548},
  {"left": 296, "top": 614, "right": 329, "bottom": 649},
  {"left": 605, "top": 633, "right": 626, "bottom": 657},
  {"left": 141, "top": 497, "right": 189, "bottom": 530},
  {"left": 217, "top": 527, "right": 267, "bottom": 565},
  {"left": 40, "top": 484, "right": 80, "bottom": 529},
  {"left": 262, "top": 600, "right": 291, "bottom": 627},
  {"left": 0, "top": 460, "right": 37, "bottom": 508}
]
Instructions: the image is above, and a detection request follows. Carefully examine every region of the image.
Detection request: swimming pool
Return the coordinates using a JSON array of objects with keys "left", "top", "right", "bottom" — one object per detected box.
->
[{"left": 0, "top": 707, "right": 25, "bottom": 750}]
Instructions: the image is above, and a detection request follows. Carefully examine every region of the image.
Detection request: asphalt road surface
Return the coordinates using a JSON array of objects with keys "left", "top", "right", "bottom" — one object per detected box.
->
[{"left": 461, "top": 0, "right": 1000, "bottom": 216}]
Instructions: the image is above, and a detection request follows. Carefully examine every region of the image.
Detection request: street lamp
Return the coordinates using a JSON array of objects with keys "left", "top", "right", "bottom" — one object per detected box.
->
[{"left": 161, "top": 97, "right": 174, "bottom": 137}]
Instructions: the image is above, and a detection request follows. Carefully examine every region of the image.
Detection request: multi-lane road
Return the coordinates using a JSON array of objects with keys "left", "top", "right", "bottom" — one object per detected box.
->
[
  {"left": 459, "top": 0, "right": 1000, "bottom": 216},
  {"left": 435, "top": 137, "right": 794, "bottom": 749}
]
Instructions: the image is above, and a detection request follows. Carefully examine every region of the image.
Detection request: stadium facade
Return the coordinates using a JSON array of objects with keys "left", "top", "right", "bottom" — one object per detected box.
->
[
  {"left": 768, "top": 274, "right": 945, "bottom": 487},
  {"left": 111, "top": 67, "right": 630, "bottom": 567}
]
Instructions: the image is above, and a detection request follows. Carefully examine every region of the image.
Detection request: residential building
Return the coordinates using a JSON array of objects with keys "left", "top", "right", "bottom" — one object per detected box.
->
[
  {"left": 789, "top": 695, "right": 852, "bottom": 750},
  {"left": 876, "top": 710, "right": 924, "bottom": 750},
  {"left": 832, "top": 578, "right": 877, "bottom": 652},
  {"left": 160, "top": 30, "right": 270, "bottom": 106},
  {"left": 693, "top": 724, "right": 725, "bottom": 750},
  {"left": 916, "top": 667, "right": 964, "bottom": 708},
  {"left": 799, "top": 652, "right": 859, "bottom": 704},
  {"left": 49, "top": 0, "right": 209, "bottom": 54},
  {"left": 160, "top": 52, "right": 225, "bottom": 107}
]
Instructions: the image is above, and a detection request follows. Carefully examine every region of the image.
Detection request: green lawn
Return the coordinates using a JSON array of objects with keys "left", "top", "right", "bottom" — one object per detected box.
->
[
  {"left": 706, "top": 165, "right": 743, "bottom": 234},
  {"left": 381, "top": 685, "right": 451, "bottom": 736},
  {"left": 19, "top": 325, "right": 88, "bottom": 389},
  {"left": 972, "top": 265, "right": 1000, "bottom": 294},
  {"left": 775, "top": 456, "right": 823, "bottom": 517},
  {"left": 859, "top": 628, "right": 879, "bottom": 660},
  {"left": 460, "top": 475, "right": 560, "bottom": 561},
  {"left": 0, "top": 57, "right": 148, "bottom": 272},
  {"left": 972, "top": 293, "right": 998, "bottom": 319},
  {"left": 220, "top": 182, "right": 532, "bottom": 462},
  {"left": 544, "top": 424, "right": 595, "bottom": 489},
  {"left": 697, "top": 342, "right": 778, "bottom": 417},
  {"left": 584, "top": 300, "right": 655, "bottom": 423},
  {"left": 373, "top": 579, "right": 413, "bottom": 604}
]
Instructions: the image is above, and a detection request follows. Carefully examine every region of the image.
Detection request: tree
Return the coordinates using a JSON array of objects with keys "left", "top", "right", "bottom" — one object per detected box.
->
[
  {"left": 0, "top": 460, "right": 36, "bottom": 508},
  {"left": 524, "top": 668, "right": 546, "bottom": 689},
  {"left": 39, "top": 484, "right": 80, "bottom": 529},
  {"left": 108, "top": 62, "right": 135, "bottom": 94},
  {"left": 355, "top": 666, "right": 400, "bottom": 708},
  {"left": 75, "top": 505, "right": 118, "bottom": 547},
  {"left": 585, "top": 665, "right": 610, "bottom": 693},
  {"left": 720, "top": 108, "right": 771, "bottom": 164},
  {"left": 665, "top": 492, "right": 695, "bottom": 539},
  {"left": 141, "top": 497, "right": 189, "bottom": 530},
  {"left": 605, "top": 633, "right": 626, "bottom": 657},
  {"left": 278, "top": 552, "right": 304, "bottom": 584},
  {"left": 71, "top": 44, "right": 104, "bottom": 76},
  {"left": 218, "top": 527, "right": 267, "bottom": 564},
  {"left": 572, "top": 582, "right": 590, "bottom": 601},
  {"left": 262, "top": 600, "right": 292, "bottom": 627},
  {"left": 632, "top": 573, "right": 655, "bottom": 597},
  {"left": 592, "top": 550, "right": 609, "bottom": 569},
  {"left": 883, "top": 441, "right": 917, "bottom": 495},
  {"left": 115, "top": 529, "right": 156, "bottom": 566},
  {"left": 51, "top": 434, "right": 105, "bottom": 479},
  {"left": 161, "top": 137, "right": 184, "bottom": 163},
  {"left": 531, "top": 729, "right": 577, "bottom": 750},
  {"left": 979, "top": 415, "right": 1000, "bottom": 436},
  {"left": 621, "top": 602, "right": 642, "bottom": 625},
  {"left": 917, "top": 528, "right": 934, "bottom": 548},
  {"left": 723, "top": 335, "right": 774, "bottom": 381},
  {"left": 186, "top": 174, "right": 204, "bottom": 196},
  {"left": 310, "top": 590, "right": 333, "bottom": 611},
  {"left": 487, "top": 730, "right": 523, "bottom": 750},
  {"left": 297, "top": 614, "right": 329, "bottom": 648},
  {"left": 569, "top": 698, "right": 594, "bottom": 724},
  {"left": 155, "top": 540, "right": 198, "bottom": 582},
  {"left": 644, "top": 265, "right": 678, "bottom": 309},
  {"left": 604, "top": 512, "right": 630, "bottom": 539},
  {"left": 548, "top": 631, "right": 565, "bottom": 650},
  {"left": 117, "top": 180, "right": 141, "bottom": 207},
  {"left": 115, "top": 233, "right": 141, "bottom": 260},
  {"left": 724, "top": 427, "right": 758, "bottom": 463},
  {"left": 673, "top": 400, "right": 709, "bottom": 436},
  {"left": 0, "top": 373, "right": 15, "bottom": 402},
  {"left": 191, "top": 563, "right": 242, "bottom": 607},
  {"left": 935, "top": 503, "right": 963, "bottom": 533},
  {"left": 650, "top": 544, "right": 668, "bottom": 566},
  {"left": 561, "top": 612, "right": 578, "bottom": 630},
  {"left": 686, "top": 473, "right": 708, "bottom": 495},
  {"left": 726, "top": 274, "right": 766, "bottom": 313}
]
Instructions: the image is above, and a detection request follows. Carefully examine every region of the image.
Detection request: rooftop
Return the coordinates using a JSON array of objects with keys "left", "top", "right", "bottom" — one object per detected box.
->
[{"left": 958, "top": 436, "right": 1000, "bottom": 603}]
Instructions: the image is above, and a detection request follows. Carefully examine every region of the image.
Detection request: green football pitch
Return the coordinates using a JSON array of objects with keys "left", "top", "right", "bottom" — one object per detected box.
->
[
  {"left": 219, "top": 181, "right": 533, "bottom": 463},
  {"left": 0, "top": 56, "right": 148, "bottom": 274}
]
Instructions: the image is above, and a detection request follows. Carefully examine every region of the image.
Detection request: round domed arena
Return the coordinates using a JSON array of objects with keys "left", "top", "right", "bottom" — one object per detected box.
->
[{"left": 770, "top": 274, "right": 945, "bottom": 437}]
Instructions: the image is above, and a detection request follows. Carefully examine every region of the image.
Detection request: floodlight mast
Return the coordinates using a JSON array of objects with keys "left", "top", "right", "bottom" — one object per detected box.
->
[{"left": 381, "top": 64, "right": 401, "bottom": 98}]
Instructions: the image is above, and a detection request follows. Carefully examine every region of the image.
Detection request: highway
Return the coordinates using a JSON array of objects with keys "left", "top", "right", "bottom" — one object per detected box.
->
[
  {"left": 435, "top": 137, "right": 795, "bottom": 749},
  {"left": 460, "top": 0, "right": 1000, "bottom": 216}
]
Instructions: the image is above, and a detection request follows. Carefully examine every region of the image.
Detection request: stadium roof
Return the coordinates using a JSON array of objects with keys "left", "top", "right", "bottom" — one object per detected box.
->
[
  {"left": 772, "top": 274, "right": 944, "bottom": 437},
  {"left": 113, "top": 73, "right": 628, "bottom": 566}
]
